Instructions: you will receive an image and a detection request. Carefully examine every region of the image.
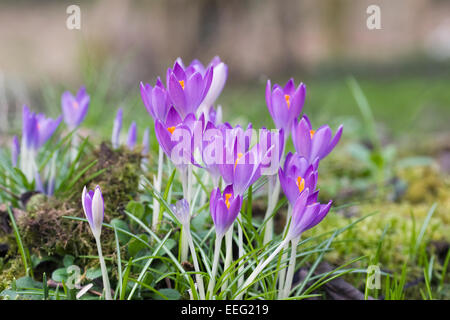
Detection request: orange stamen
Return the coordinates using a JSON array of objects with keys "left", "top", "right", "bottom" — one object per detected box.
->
[
  {"left": 73, "top": 101, "right": 79, "bottom": 109},
  {"left": 167, "top": 126, "right": 176, "bottom": 134},
  {"left": 284, "top": 94, "right": 291, "bottom": 109},
  {"left": 225, "top": 193, "right": 232, "bottom": 209},
  {"left": 309, "top": 130, "right": 315, "bottom": 139},
  {"left": 234, "top": 152, "right": 244, "bottom": 170},
  {"left": 179, "top": 80, "right": 185, "bottom": 90},
  {"left": 296, "top": 176, "right": 305, "bottom": 193}
]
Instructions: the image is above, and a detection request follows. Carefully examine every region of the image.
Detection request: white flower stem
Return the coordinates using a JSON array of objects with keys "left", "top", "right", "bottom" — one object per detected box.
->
[
  {"left": 180, "top": 166, "right": 191, "bottom": 262},
  {"left": 237, "top": 215, "right": 244, "bottom": 288},
  {"left": 221, "top": 224, "right": 234, "bottom": 294},
  {"left": 207, "top": 235, "right": 223, "bottom": 298},
  {"left": 186, "top": 225, "right": 206, "bottom": 300},
  {"left": 70, "top": 130, "right": 79, "bottom": 163},
  {"left": 278, "top": 205, "right": 292, "bottom": 293},
  {"left": 180, "top": 225, "right": 189, "bottom": 263},
  {"left": 152, "top": 146, "right": 164, "bottom": 230},
  {"left": 236, "top": 237, "right": 290, "bottom": 300},
  {"left": 263, "top": 176, "right": 280, "bottom": 245},
  {"left": 95, "top": 236, "right": 112, "bottom": 300},
  {"left": 280, "top": 236, "right": 299, "bottom": 299}
]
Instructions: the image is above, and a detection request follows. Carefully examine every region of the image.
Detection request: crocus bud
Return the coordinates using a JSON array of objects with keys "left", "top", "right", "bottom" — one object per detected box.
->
[
  {"left": 210, "top": 185, "right": 242, "bottom": 238},
  {"left": 11, "top": 135, "right": 20, "bottom": 167},
  {"left": 198, "top": 57, "right": 228, "bottom": 113},
  {"left": 127, "top": 122, "right": 137, "bottom": 150},
  {"left": 111, "top": 108, "right": 123, "bottom": 149},
  {"left": 61, "top": 86, "right": 90, "bottom": 129},
  {"left": 140, "top": 78, "right": 171, "bottom": 122},
  {"left": 82, "top": 185, "right": 105, "bottom": 239},
  {"left": 170, "top": 198, "right": 190, "bottom": 226}
]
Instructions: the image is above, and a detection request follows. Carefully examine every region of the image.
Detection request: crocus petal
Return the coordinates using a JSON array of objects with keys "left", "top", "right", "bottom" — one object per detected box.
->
[
  {"left": 311, "top": 126, "right": 332, "bottom": 161},
  {"left": 168, "top": 74, "right": 187, "bottom": 117},
  {"left": 91, "top": 186, "right": 104, "bottom": 237}
]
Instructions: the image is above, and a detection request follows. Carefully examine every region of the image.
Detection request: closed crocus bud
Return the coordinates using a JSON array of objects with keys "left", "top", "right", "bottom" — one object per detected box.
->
[
  {"left": 266, "top": 79, "right": 306, "bottom": 136},
  {"left": 291, "top": 115, "right": 343, "bottom": 165},
  {"left": 140, "top": 77, "right": 172, "bottom": 122},
  {"left": 61, "top": 86, "right": 90, "bottom": 129},
  {"left": 210, "top": 185, "right": 242, "bottom": 238},
  {"left": 286, "top": 188, "right": 332, "bottom": 240},
  {"left": 111, "top": 108, "right": 123, "bottom": 149},
  {"left": 198, "top": 57, "right": 228, "bottom": 114},
  {"left": 82, "top": 185, "right": 105, "bottom": 239},
  {"left": 170, "top": 199, "right": 190, "bottom": 226},
  {"left": 11, "top": 135, "right": 20, "bottom": 167},
  {"left": 278, "top": 152, "right": 319, "bottom": 206},
  {"left": 127, "top": 122, "right": 137, "bottom": 150}
]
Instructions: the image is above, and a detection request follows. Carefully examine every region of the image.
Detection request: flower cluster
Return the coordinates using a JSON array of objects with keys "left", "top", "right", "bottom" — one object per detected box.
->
[
  {"left": 139, "top": 57, "right": 342, "bottom": 242},
  {"left": 137, "top": 56, "right": 343, "bottom": 299}
]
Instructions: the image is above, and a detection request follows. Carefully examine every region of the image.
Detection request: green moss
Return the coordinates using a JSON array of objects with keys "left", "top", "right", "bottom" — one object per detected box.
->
[
  {"left": 16, "top": 142, "right": 142, "bottom": 259},
  {"left": 0, "top": 256, "right": 24, "bottom": 292}
]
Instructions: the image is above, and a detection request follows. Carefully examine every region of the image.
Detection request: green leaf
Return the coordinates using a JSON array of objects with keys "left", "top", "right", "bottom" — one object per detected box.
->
[
  {"left": 126, "top": 201, "right": 145, "bottom": 220},
  {"left": 128, "top": 234, "right": 150, "bottom": 257},
  {"left": 52, "top": 268, "right": 69, "bottom": 283},
  {"left": 110, "top": 219, "right": 131, "bottom": 244},
  {"left": 63, "top": 255, "right": 75, "bottom": 268},
  {"left": 152, "top": 288, "right": 181, "bottom": 300},
  {"left": 86, "top": 267, "right": 102, "bottom": 280},
  {"left": 16, "top": 276, "right": 43, "bottom": 289}
]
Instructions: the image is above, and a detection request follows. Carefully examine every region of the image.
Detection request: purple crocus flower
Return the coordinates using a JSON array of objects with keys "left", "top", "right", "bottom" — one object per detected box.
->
[
  {"left": 219, "top": 141, "right": 262, "bottom": 196},
  {"left": 127, "top": 122, "right": 137, "bottom": 150},
  {"left": 266, "top": 79, "right": 306, "bottom": 136},
  {"left": 61, "top": 86, "right": 90, "bottom": 129},
  {"left": 111, "top": 108, "right": 123, "bottom": 149},
  {"left": 166, "top": 58, "right": 213, "bottom": 118},
  {"left": 22, "top": 105, "right": 62, "bottom": 150},
  {"left": 278, "top": 152, "right": 319, "bottom": 206},
  {"left": 286, "top": 188, "right": 332, "bottom": 240},
  {"left": 140, "top": 77, "right": 172, "bottom": 122},
  {"left": 257, "top": 128, "right": 285, "bottom": 176},
  {"left": 82, "top": 185, "right": 105, "bottom": 239},
  {"left": 154, "top": 107, "right": 199, "bottom": 168},
  {"left": 291, "top": 115, "right": 343, "bottom": 165},
  {"left": 210, "top": 185, "right": 242, "bottom": 238},
  {"left": 11, "top": 136, "right": 20, "bottom": 167}
]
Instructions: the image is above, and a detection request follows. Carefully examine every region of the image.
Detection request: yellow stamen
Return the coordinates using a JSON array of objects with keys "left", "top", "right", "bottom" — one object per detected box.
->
[
  {"left": 234, "top": 152, "right": 244, "bottom": 170},
  {"left": 225, "top": 193, "right": 232, "bottom": 209},
  {"left": 284, "top": 94, "right": 291, "bottom": 109},
  {"left": 309, "top": 130, "right": 315, "bottom": 139},
  {"left": 179, "top": 80, "right": 185, "bottom": 90},
  {"left": 296, "top": 176, "right": 305, "bottom": 193},
  {"left": 167, "top": 126, "right": 176, "bottom": 134}
]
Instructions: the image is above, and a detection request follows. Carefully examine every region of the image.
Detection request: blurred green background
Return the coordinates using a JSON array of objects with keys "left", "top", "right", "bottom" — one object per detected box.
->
[{"left": 0, "top": 0, "right": 449, "bottom": 144}]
